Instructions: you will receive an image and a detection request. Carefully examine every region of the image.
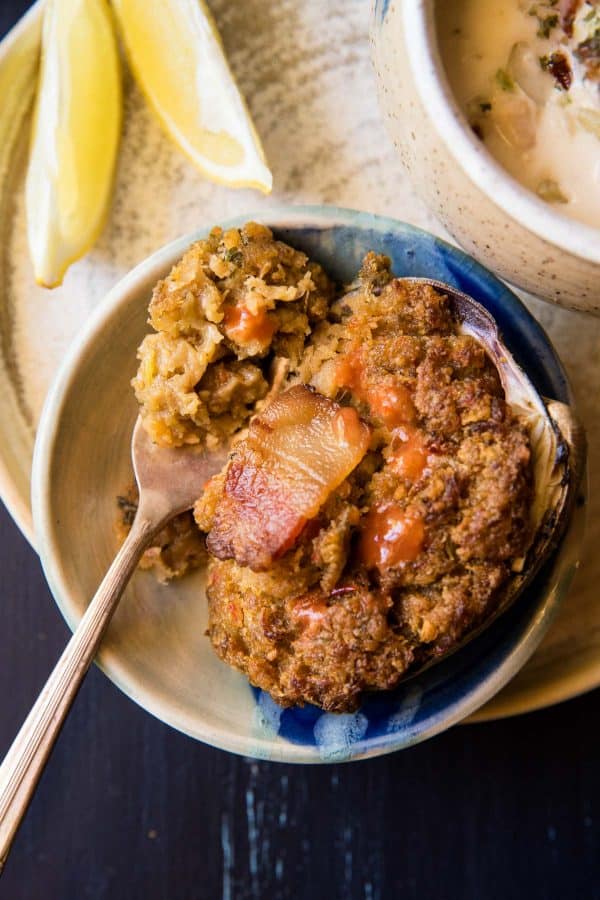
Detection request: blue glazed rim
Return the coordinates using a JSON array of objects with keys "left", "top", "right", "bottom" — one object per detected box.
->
[{"left": 32, "top": 206, "right": 580, "bottom": 763}]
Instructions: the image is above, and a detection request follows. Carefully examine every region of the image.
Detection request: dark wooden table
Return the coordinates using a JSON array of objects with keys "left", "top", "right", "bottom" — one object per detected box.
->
[{"left": 1, "top": 4, "right": 600, "bottom": 898}]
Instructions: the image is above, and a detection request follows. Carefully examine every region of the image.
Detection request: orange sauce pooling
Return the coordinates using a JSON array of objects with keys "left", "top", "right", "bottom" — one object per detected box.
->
[
  {"left": 366, "top": 382, "right": 416, "bottom": 428},
  {"left": 291, "top": 596, "right": 329, "bottom": 636},
  {"left": 359, "top": 504, "right": 425, "bottom": 569},
  {"left": 335, "top": 349, "right": 416, "bottom": 427},
  {"left": 332, "top": 405, "right": 369, "bottom": 448},
  {"left": 223, "top": 303, "right": 277, "bottom": 347},
  {"left": 389, "top": 426, "right": 429, "bottom": 482}
]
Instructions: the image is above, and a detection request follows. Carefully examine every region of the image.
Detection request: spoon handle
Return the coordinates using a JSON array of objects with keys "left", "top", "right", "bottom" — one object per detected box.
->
[{"left": 0, "top": 513, "right": 157, "bottom": 871}]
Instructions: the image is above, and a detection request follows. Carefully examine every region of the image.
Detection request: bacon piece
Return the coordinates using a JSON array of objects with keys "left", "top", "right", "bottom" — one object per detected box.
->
[
  {"left": 206, "top": 385, "right": 371, "bottom": 570},
  {"left": 559, "top": 0, "right": 583, "bottom": 37},
  {"left": 546, "top": 51, "right": 573, "bottom": 90}
]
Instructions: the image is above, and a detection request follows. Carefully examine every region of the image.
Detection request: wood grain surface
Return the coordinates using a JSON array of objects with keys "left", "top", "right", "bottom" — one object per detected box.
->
[{"left": 1, "top": 3, "right": 599, "bottom": 899}]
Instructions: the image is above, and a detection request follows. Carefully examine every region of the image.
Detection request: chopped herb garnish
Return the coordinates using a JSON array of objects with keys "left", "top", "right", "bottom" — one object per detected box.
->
[
  {"left": 495, "top": 68, "right": 516, "bottom": 91},
  {"left": 577, "top": 108, "right": 600, "bottom": 140},
  {"left": 528, "top": 2, "right": 559, "bottom": 34},
  {"left": 466, "top": 96, "right": 493, "bottom": 119},
  {"left": 226, "top": 248, "right": 244, "bottom": 265},
  {"left": 537, "top": 14, "right": 559, "bottom": 38},
  {"left": 537, "top": 179, "right": 569, "bottom": 204}
]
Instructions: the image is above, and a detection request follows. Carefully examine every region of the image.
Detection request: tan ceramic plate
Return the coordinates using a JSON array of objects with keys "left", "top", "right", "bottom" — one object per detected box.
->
[{"left": 1, "top": 3, "right": 599, "bottom": 721}]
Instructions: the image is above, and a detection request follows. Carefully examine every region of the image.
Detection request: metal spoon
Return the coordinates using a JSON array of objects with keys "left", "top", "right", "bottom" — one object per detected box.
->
[{"left": 0, "top": 417, "right": 227, "bottom": 870}]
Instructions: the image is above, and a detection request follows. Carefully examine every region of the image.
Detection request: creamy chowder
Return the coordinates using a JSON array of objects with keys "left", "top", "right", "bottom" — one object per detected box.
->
[{"left": 437, "top": 0, "right": 600, "bottom": 228}]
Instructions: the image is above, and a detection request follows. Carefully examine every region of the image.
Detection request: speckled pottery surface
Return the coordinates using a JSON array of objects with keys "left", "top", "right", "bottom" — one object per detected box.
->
[
  {"left": 0, "top": 1, "right": 599, "bottom": 726},
  {"left": 32, "top": 208, "right": 585, "bottom": 763},
  {"left": 371, "top": 0, "right": 600, "bottom": 313}
]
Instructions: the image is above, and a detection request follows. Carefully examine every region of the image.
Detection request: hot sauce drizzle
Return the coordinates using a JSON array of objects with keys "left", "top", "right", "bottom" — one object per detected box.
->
[
  {"left": 223, "top": 303, "right": 277, "bottom": 347},
  {"left": 332, "top": 406, "right": 367, "bottom": 448},
  {"left": 336, "top": 348, "right": 430, "bottom": 482},
  {"left": 388, "top": 426, "right": 429, "bottom": 482},
  {"left": 335, "top": 348, "right": 416, "bottom": 427},
  {"left": 359, "top": 504, "right": 425, "bottom": 569},
  {"left": 291, "top": 597, "right": 329, "bottom": 636}
]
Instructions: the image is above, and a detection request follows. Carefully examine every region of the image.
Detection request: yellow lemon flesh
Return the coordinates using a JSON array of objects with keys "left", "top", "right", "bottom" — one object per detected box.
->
[
  {"left": 111, "top": 0, "right": 272, "bottom": 193},
  {"left": 26, "top": 0, "right": 122, "bottom": 288}
]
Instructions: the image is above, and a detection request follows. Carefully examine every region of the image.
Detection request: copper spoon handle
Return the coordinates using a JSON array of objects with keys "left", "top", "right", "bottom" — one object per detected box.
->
[{"left": 0, "top": 512, "right": 159, "bottom": 871}]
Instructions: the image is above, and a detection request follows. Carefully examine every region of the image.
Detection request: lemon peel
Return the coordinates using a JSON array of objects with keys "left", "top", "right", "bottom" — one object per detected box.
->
[
  {"left": 26, "top": 0, "right": 122, "bottom": 288},
  {"left": 111, "top": 0, "right": 272, "bottom": 193}
]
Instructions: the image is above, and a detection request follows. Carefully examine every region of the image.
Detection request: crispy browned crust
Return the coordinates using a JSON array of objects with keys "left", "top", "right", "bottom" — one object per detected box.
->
[
  {"left": 208, "top": 562, "right": 413, "bottom": 712},
  {"left": 202, "top": 259, "right": 533, "bottom": 712},
  {"left": 117, "top": 487, "right": 207, "bottom": 583}
]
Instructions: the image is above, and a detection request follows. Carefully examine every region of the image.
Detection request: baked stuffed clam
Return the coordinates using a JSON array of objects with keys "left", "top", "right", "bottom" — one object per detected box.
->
[
  {"left": 394, "top": 279, "right": 585, "bottom": 664},
  {"left": 129, "top": 224, "right": 584, "bottom": 712}
]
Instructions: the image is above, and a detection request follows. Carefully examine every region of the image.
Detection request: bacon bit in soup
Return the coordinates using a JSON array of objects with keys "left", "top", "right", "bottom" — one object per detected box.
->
[
  {"left": 540, "top": 50, "right": 573, "bottom": 89},
  {"left": 560, "top": 0, "right": 584, "bottom": 36}
]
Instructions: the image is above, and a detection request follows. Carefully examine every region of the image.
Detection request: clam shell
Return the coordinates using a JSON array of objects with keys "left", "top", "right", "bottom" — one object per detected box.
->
[{"left": 398, "top": 279, "right": 586, "bottom": 670}]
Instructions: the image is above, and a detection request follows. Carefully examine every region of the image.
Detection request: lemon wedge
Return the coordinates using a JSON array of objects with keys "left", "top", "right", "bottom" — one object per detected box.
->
[
  {"left": 111, "top": 0, "right": 272, "bottom": 193},
  {"left": 0, "top": 8, "right": 41, "bottom": 192},
  {"left": 26, "top": 0, "right": 122, "bottom": 288}
]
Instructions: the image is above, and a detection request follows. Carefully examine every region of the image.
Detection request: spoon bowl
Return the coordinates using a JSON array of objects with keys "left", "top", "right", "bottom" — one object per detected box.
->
[{"left": 131, "top": 416, "right": 228, "bottom": 521}]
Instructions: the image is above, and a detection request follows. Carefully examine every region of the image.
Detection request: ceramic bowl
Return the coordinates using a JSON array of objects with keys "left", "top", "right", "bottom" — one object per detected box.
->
[
  {"left": 32, "top": 206, "right": 584, "bottom": 763},
  {"left": 370, "top": 0, "right": 600, "bottom": 315}
]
